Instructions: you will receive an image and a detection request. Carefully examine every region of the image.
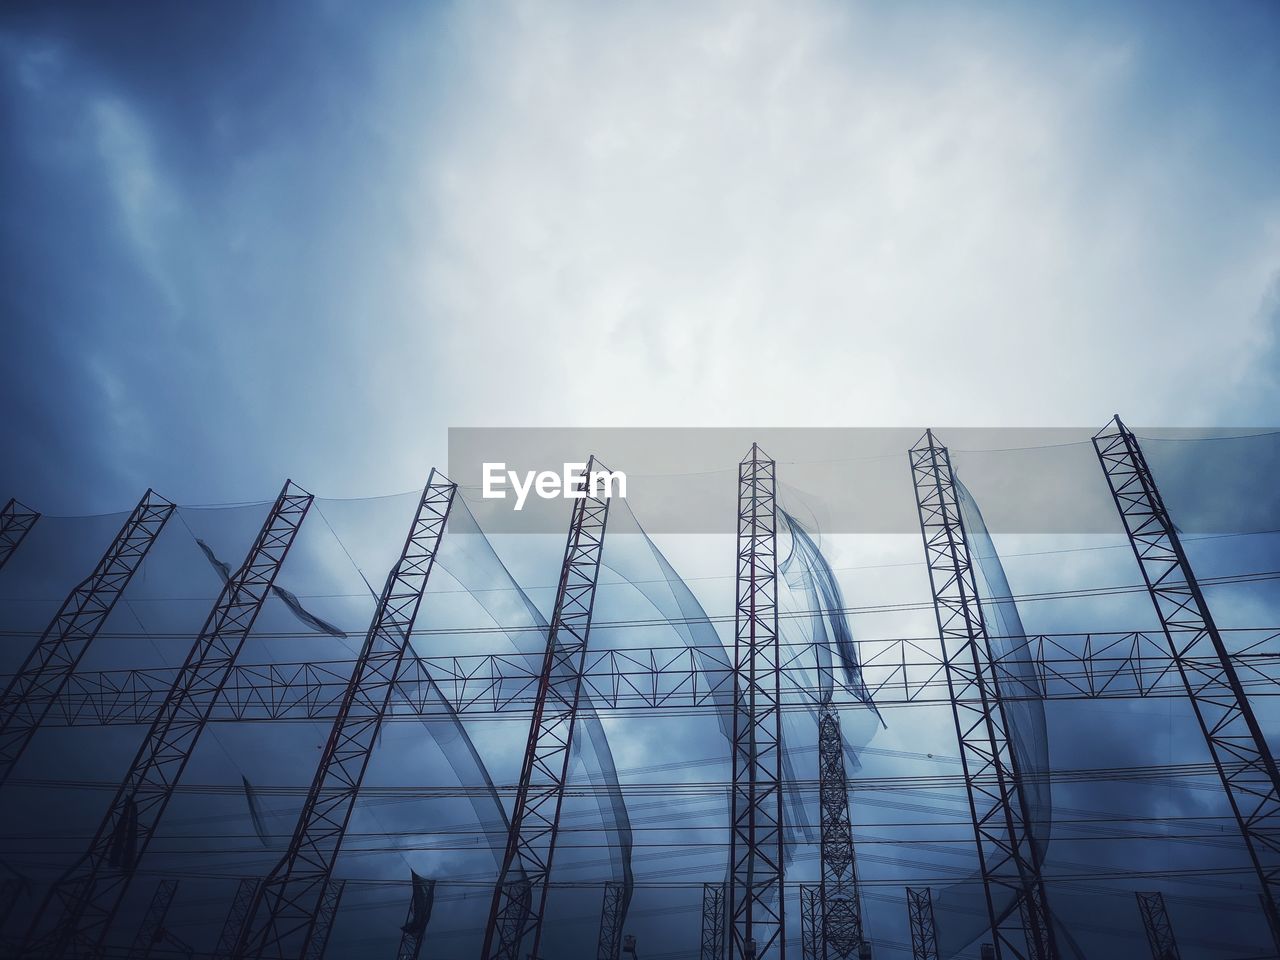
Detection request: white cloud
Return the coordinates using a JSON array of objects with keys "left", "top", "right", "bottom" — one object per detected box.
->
[{"left": 373, "top": 0, "right": 1280, "bottom": 430}]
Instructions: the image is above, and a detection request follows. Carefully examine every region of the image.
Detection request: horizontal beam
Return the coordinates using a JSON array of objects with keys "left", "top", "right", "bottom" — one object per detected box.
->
[{"left": 4, "top": 630, "right": 1278, "bottom": 725}]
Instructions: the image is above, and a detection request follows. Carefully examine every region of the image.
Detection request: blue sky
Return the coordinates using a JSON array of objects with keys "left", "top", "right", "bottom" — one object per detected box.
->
[{"left": 1, "top": 0, "right": 1278, "bottom": 513}]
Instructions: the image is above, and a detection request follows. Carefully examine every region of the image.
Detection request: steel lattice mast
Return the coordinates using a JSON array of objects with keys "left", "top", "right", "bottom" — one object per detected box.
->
[
  {"left": 701, "top": 883, "right": 726, "bottom": 960},
  {"left": 597, "top": 881, "right": 626, "bottom": 960},
  {"left": 235, "top": 472, "right": 455, "bottom": 959},
  {"left": 131, "top": 879, "right": 180, "bottom": 960},
  {"left": 0, "top": 499, "right": 40, "bottom": 571},
  {"left": 395, "top": 875, "right": 436, "bottom": 960},
  {"left": 905, "top": 889, "right": 938, "bottom": 960},
  {"left": 216, "top": 880, "right": 261, "bottom": 959},
  {"left": 0, "top": 488, "right": 173, "bottom": 788},
  {"left": 729, "top": 444, "right": 785, "bottom": 960},
  {"left": 21, "top": 480, "right": 312, "bottom": 958},
  {"left": 481, "top": 457, "right": 613, "bottom": 960},
  {"left": 1095, "top": 416, "right": 1280, "bottom": 950},
  {"left": 302, "top": 880, "right": 344, "bottom": 960},
  {"left": 800, "top": 885, "right": 821, "bottom": 960},
  {"left": 1134, "top": 892, "right": 1179, "bottom": 960},
  {"left": 817, "top": 706, "right": 864, "bottom": 960},
  {"left": 909, "top": 431, "right": 1058, "bottom": 960}
]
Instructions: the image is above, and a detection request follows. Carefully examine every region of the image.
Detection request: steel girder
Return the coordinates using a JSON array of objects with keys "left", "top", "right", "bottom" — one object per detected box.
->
[
  {"left": 701, "top": 883, "right": 727, "bottom": 960},
  {"left": 1134, "top": 892, "right": 1179, "bottom": 960},
  {"left": 817, "top": 706, "right": 864, "bottom": 960},
  {"left": 909, "top": 432, "right": 1058, "bottom": 960},
  {"left": 1095, "top": 416, "right": 1280, "bottom": 951},
  {"left": 235, "top": 472, "right": 455, "bottom": 960},
  {"left": 22, "top": 481, "right": 312, "bottom": 959},
  {"left": 481, "top": 457, "right": 612, "bottom": 960},
  {"left": 0, "top": 499, "right": 40, "bottom": 571},
  {"left": 0, "top": 489, "right": 174, "bottom": 788},
  {"left": 905, "top": 888, "right": 937, "bottom": 960},
  {"left": 729, "top": 444, "right": 785, "bottom": 960}
]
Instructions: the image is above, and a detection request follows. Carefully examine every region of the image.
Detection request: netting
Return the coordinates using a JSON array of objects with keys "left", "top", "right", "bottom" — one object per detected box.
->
[{"left": 0, "top": 430, "right": 1277, "bottom": 957}]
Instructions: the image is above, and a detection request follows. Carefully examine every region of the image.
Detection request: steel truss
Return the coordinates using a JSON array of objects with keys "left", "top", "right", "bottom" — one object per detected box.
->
[
  {"left": 1096, "top": 416, "right": 1280, "bottom": 951},
  {"left": 235, "top": 472, "right": 455, "bottom": 960},
  {"left": 131, "top": 878, "right": 193, "bottom": 960},
  {"left": 729, "top": 444, "right": 785, "bottom": 960},
  {"left": 216, "top": 880, "right": 260, "bottom": 959},
  {"left": 303, "top": 879, "right": 343, "bottom": 960},
  {"left": 481, "top": 457, "right": 613, "bottom": 960},
  {"left": 817, "top": 706, "right": 864, "bottom": 960},
  {"left": 22, "top": 481, "right": 312, "bottom": 959},
  {"left": 1134, "top": 892, "right": 1179, "bottom": 960},
  {"left": 597, "top": 881, "right": 626, "bottom": 960},
  {"left": 0, "top": 499, "right": 40, "bottom": 571},
  {"left": 0, "top": 488, "right": 173, "bottom": 789},
  {"left": 905, "top": 888, "right": 937, "bottom": 960},
  {"left": 701, "top": 883, "right": 726, "bottom": 960},
  {"left": 800, "top": 885, "right": 821, "bottom": 960},
  {"left": 910, "top": 431, "right": 1058, "bottom": 960},
  {"left": 395, "top": 874, "right": 436, "bottom": 960},
  {"left": 24, "top": 628, "right": 1280, "bottom": 728}
]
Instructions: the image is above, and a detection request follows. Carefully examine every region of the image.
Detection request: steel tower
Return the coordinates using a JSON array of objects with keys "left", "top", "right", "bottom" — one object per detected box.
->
[
  {"left": 23, "top": 481, "right": 311, "bottom": 958},
  {"left": 481, "top": 457, "right": 612, "bottom": 960},
  {"left": 1095, "top": 416, "right": 1280, "bottom": 950},
  {"left": 909, "top": 431, "right": 1058, "bottom": 960},
  {"left": 1134, "top": 892, "right": 1179, "bottom": 960},
  {"left": 817, "top": 707, "right": 864, "bottom": 959},
  {"left": 0, "top": 489, "right": 174, "bottom": 788},
  {"left": 905, "top": 889, "right": 938, "bottom": 960},
  {"left": 0, "top": 498, "right": 40, "bottom": 571},
  {"left": 729, "top": 444, "right": 785, "bottom": 960},
  {"left": 235, "top": 472, "right": 455, "bottom": 959}
]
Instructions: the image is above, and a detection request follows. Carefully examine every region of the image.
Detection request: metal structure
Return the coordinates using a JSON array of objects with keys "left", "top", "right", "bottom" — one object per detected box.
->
[
  {"left": 302, "top": 880, "right": 344, "bottom": 960},
  {"left": 701, "top": 883, "right": 726, "bottom": 960},
  {"left": 26, "top": 626, "right": 1280, "bottom": 727},
  {"left": 729, "top": 444, "right": 785, "bottom": 960},
  {"left": 131, "top": 879, "right": 179, "bottom": 960},
  {"left": 216, "top": 880, "right": 260, "bottom": 959},
  {"left": 395, "top": 874, "right": 436, "bottom": 960},
  {"left": 0, "top": 498, "right": 40, "bottom": 571},
  {"left": 235, "top": 472, "right": 455, "bottom": 960},
  {"left": 910, "top": 431, "right": 1058, "bottom": 960},
  {"left": 817, "top": 706, "right": 864, "bottom": 960},
  {"left": 597, "top": 881, "right": 626, "bottom": 960},
  {"left": 23, "top": 481, "right": 312, "bottom": 958},
  {"left": 0, "top": 489, "right": 173, "bottom": 788},
  {"left": 1134, "top": 892, "right": 1179, "bottom": 960},
  {"left": 800, "top": 886, "right": 821, "bottom": 960},
  {"left": 904, "top": 889, "right": 937, "bottom": 960},
  {"left": 1095, "top": 416, "right": 1280, "bottom": 951},
  {"left": 0, "top": 876, "right": 25, "bottom": 933},
  {"left": 481, "top": 457, "right": 613, "bottom": 960}
]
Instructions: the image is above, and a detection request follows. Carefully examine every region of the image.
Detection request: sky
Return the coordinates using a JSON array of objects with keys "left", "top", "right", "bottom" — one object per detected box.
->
[
  {"left": 1, "top": 0, "right": 1279, "bottom": 512},
  {"left": 1, "top": 3, "right": 1280, "bottom": 960}
]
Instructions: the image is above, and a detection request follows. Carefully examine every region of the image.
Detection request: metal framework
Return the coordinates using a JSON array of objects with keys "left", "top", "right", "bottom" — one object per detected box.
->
[
  {"left": 24, "top": 481, "right": 312, "bottom": 959},
  {"left": 905, "top": 888, "right": 937, "bottom": 960},
  {"left": 597, "top": 881, "right": 626, "bottom": 960},
  {"left": 0, "top": 489, "right": 173, "bottom": 788},
  {"left": 910, "top": 431, "right": 1058, "bottom": 960},
  {"left": 800, "top": 885, "right": 821, "bottom": 960},
  {"left": 817, "top": 706, "right": 863, "bottom": 960},
  {"left": 0, "top": 876, "right": 24, "bottom": 933},
  {"left": 0, "top": 498, "right": 40, "bottom": 571},
  {"left": 729, "top": 444, "right": 785, "bottom": 960},
  {"left": 701, "top": 883, "right": 726, "bottom": 960},
  {"left": 481, "top": 457, "right": 613, "bottom": 960},
  {"left": 1133, "top": 892, "right": 1179, "bottom": 960},
  {"left": 26, "top": 627, "right": 1280, "bottom": 727},
  {"left": 1095, "top": 416, "right": 1280, "bottom": 951},
  {"left": 131, "top": 879, "right": 179, "bottom": 960},
  {"left": 395, "top": 874, "right": 436, "bottom": 960},
  {"left": 235, "top": 472, "right": 455, "bottom": 960},
  {"left": 216, "top": 880, "right": 260, "bottom": 959},
  {"left": 302, "top": 879, "right": 344, "bottom": 960}
]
